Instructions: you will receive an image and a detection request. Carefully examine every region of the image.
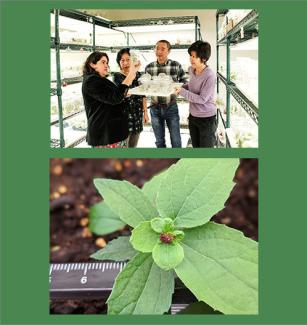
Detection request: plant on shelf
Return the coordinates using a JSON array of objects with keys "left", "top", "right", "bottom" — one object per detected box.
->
[
  {"left": 90, "top": 159, "right": 258, "bottom": 315},
  {"left": 230, "top": 71, "right": 237, "bottom": 81}
]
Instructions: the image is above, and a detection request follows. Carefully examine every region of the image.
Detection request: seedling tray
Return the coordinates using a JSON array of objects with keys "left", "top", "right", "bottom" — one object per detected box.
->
[{"left": 128, "top": 83, "right": 183, "bottom": 97}]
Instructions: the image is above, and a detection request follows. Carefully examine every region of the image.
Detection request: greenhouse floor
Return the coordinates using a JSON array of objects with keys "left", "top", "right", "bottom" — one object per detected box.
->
[{"left": 75, "top": 125, "right": 191, "bottom": 148}]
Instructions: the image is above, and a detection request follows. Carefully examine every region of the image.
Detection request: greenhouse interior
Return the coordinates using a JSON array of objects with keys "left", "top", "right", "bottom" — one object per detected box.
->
[{"left": 50, "top": 9, "right": 258, "bottom": 148}]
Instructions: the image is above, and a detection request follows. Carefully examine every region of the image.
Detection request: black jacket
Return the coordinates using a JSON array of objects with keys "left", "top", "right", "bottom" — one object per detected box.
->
[{"left": 82, "top": 73, "right": 129, "bottom": 146}]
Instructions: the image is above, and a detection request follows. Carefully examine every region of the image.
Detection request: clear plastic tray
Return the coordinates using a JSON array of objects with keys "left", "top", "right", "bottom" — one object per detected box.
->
[{"left": 128, "top": 82, "right": 183, "bottom": 97}]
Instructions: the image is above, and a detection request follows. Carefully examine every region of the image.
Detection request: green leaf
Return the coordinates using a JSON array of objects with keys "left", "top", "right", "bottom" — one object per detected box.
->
[
  {"left": 150, "top": 217, "right": 174, "bottom": 233},
  {"left": 175, "top": 222, "right": 258, "bottom": 315},
  {"left": 173, "top": 230, "right": 185, "bottom": 242},
  {"left": 130, "top": 221, "right": 159, "bottom": 253},
  {"left": 152, "top": 242, "right": 184, "bottom": 270},
  {"left": 94, "top": 179, "right": 158, "bottom": 228},
  {"left": 156, "top": 159, "right": 239, "bottom": 228},
  {"left": 90, "top": 236, "right": 137, "bottom": 261},
  {"left": 89, "top": 201, "right": 125, "bottom": 235},
  {"left": 142, "top": 166, "right": 174, "bottom": 206},
  {"left": 107, "top": 253, "right": 174, "bottom": 314}
]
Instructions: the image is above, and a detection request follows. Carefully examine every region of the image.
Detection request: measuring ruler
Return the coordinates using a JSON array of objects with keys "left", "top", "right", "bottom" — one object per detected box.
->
[{"left": 50, "top": 262, "right": 196, "bottom": 314}]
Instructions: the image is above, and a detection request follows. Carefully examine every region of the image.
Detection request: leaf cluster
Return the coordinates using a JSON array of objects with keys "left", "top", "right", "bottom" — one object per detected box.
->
[{"left": 90, "top": 159, "right": 258, "bottom": 315}]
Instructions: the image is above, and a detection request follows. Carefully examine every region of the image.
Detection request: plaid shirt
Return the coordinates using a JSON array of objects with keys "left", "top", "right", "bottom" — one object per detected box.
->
[{"left": 145, "top": 59, "right": 187, "bottom": 105}]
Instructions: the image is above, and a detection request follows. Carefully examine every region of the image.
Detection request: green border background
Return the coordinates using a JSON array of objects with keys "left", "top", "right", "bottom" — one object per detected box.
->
[{"left": 1, "top": 0, "right": 307, "bottom": 324}]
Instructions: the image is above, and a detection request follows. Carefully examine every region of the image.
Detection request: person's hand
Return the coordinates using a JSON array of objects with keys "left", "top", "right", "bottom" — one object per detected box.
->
[
  {"left": 129, "top": 60, "right": 141, "bottom": 75},
  {"left": 134, "top": 60, "right": 141, "bottom": 71},
  {"left": 174, "top": 86, "right": 182, "bottom": 95},
  {"left": 143, "top": 111, "right": 149, "bottom": 124}
]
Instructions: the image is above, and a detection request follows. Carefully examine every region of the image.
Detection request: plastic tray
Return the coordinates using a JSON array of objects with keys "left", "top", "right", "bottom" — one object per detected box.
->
[{"left": 128, "top": 83, "right": 183, "bottom": 97}]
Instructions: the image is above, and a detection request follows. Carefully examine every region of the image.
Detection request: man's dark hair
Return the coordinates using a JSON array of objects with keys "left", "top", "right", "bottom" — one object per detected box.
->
[
  {"left": 116, "top": 48, "right": 130, "bottom": 66},
  {"left": 156, "top": 40, "right": 171, "bottom": 51},
  {"left": 82, "top": 51, "right": 109, "bottom": 75},
  {"left": 188, "top": 41, "right": 211, "bottom": 63}
]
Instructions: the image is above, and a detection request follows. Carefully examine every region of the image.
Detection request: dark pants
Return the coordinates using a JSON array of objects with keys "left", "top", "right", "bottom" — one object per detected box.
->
[
  {"left": 188, "top": 114, "right": 217, "bottom": 148},
  {"left": 150, "top": 103, "right": 182, "bottom": 148}
]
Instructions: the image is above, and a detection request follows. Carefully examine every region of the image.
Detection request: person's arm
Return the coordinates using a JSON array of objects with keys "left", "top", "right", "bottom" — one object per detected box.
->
[
  {"left": 85, "top": 76, "right": 128, "bottom": 105},
  {"left": 122, "top": 61, "right": 141, "bottom": 86},
  {"left": 113, "top": 73, "right": 122, "bottom": 86},
  {"left": 143, "top": 97, "right": 149, "bottom": 124},
  {"left": 177, "top": 63, "right": 188, "bottom": 84},
  {"left": 179, "top": 73, "right": 216, "bottom": 104},
  {"left": 114, "top": 73, "right": 131, "bottom": 98}
]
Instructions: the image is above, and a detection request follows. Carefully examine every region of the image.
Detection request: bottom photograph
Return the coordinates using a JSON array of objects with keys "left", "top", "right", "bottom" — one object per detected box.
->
[{"left": 49, "top": 158, "right": 258, "bottom": 315}]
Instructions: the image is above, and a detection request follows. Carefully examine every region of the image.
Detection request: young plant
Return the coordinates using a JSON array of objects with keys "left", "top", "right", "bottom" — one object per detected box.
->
[{"left": 91, "top": 159, "right": 258, "bottom": 315}]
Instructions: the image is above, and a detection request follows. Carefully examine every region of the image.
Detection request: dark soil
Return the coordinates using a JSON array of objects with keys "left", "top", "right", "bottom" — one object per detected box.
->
[{"left": 50, "top": 158, "right": 258, "bottom": 314}]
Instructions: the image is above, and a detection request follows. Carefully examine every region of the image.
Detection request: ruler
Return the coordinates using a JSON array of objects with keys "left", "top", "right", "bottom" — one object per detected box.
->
[{"left": 50, "top": 262, "right": 196, "bottom": 314}]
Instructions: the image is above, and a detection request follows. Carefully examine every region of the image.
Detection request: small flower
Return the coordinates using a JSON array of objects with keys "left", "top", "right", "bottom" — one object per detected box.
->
[{"left": 160, "top": 232, "right": 174, "bottom": 244}]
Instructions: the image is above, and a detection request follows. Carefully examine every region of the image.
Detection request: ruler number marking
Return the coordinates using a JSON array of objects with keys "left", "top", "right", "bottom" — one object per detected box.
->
[{"left": 80, "top": 276, "right": 87, "bottom": 284}]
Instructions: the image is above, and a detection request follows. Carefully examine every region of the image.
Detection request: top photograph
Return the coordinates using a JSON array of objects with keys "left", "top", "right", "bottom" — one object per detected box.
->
[{"left": 50, "top": 9, "right": 259, "bottom": 149}]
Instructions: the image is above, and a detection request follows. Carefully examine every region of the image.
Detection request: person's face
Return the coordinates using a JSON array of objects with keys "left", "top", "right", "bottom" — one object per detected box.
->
[
  {"left": 119, "top": 53, "right": 131, "bottom": 72},
  {"left": 155, "top": 42, "right": 170, "bottom": 63},
  {"left": 189, "top": 51, "right": 204, "bottom": 69},
  {"left": 90, "top": 56, "right": 109, "bottom": 77}
]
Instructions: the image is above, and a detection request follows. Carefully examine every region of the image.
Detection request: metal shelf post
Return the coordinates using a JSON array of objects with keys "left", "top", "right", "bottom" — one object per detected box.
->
[
  {"left": 54, "top": 9, "right": 65, "bottom": 148},
  {"left": 216, "top": 14, "right": 219, "bottom": 94},
  {"left": 226, "top": 36, "right": 231, "bottom": 129},
  {"left": 92, "top": 19, "right": 96, "bottom": 51}
]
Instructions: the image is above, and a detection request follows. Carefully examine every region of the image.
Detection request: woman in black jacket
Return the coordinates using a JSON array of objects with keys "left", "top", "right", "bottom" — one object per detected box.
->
[{"left": 82, "top": 51, "right": 140, "bottom": 148}]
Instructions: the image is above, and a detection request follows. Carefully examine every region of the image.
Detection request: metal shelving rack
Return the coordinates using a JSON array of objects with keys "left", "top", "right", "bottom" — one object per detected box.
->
[
  {"left": 51, "top": 10, "right": 202, "bottom": 148},
  {"left": 216, "top": 9, "right": 259, "bottom": 147}
]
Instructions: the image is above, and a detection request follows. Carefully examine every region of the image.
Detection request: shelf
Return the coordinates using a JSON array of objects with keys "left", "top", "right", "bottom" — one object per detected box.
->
[
  {"left": 51, "top": 110, "right": 87, "bottom": 148},
  {"left": 51, "top": 109, "right": 85, "bottom": 126},
  {"left": 217, "top": 9, "right": 259, "bottom": 45},
  {"left": 114, "top": 44, "right": 192, "bottom": 51},
  {"left": 50, "top": 9, "right": 113, "bottom": 29},
  {"left": 217, "top": 72, "right": 258, "bottom": 125},
  {"left": 66, "top": 135, "right": 87, "bottom": 148},
  {"left": 51, "top": 77, "right": 83, "bottom": 88},
  {"left": 50, "top": 135, "right": 86, "bottom": 149},
  {"left": 111, "top": 16, "right": 198, "bottom": 27},
  {"left": 50, "top": 38, "right": 192, "bottom": 52},
  {"left": 51, "top": 88, "right": 57, "bottom": 96},
  {"left": 50, "top": 38, "right": 110, "bottom": 51},
  {"left": 50, "top": 139, "right": 61, "bottom": 148},
  {"left": 217, "top": 108, "right": 231, "bottom": 147}
]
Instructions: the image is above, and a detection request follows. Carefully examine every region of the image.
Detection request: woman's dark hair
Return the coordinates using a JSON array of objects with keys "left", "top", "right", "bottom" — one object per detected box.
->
[
  {"left": 116, "top": 48, "right": 130, "bottom": 66},
  {"left": 83, "top": 51, "right": 109, "bottom": 75},
  {"left": 188, "top": 41, "right": 211, "bottom": 63}
]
